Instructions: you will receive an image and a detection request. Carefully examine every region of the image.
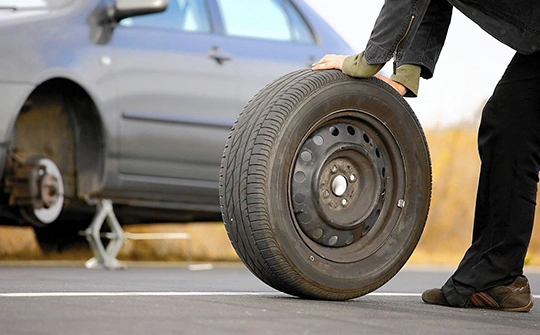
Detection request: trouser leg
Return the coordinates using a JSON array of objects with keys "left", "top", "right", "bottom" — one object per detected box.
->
[{"left": 442, "top": 51, "right": 540, "bottom": 307}]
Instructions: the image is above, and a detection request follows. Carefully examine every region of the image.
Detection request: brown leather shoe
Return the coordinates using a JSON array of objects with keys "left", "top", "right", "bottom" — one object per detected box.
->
[
  {"left": 469, "top": 276, "right": 534, "bottom": 312},
  {"left": 422, "top": 288, "right": 451, "bottom": 307}
]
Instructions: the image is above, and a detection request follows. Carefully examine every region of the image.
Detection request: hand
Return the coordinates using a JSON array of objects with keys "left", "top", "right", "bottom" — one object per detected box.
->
[
  {"left": 312, "top": 55, "right": 406, "bottom": 96},
  {"left": 375, "top": 73, "right": 407, "bottom": 96},
  {"left": 311, "top": 54, "right": 348, "bottom": 71}
]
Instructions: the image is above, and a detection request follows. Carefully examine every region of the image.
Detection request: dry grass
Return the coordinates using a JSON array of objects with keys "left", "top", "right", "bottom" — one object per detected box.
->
[
  {"left": 409, "top": 127, "right": 540, "bottom": 265},
  {"left": 1, "top": 126, "right": 540, "bottom": 265},
  {"left": 0, "top": 223, "right": 240, "bottom": 262},
  {"left": 119, "top": 223, "right": 239, "bottom": 262}
]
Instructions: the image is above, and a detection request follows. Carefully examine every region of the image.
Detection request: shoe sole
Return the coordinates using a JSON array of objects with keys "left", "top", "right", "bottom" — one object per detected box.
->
[
  {"left": 469, "top": 291, "right": 534, "bottom": 312},
  {"left": 469, "top": 300, "right": 533, "bottom": 312},
  {"left": 501, "top": 300, "right": 533, "bottom": 312}
]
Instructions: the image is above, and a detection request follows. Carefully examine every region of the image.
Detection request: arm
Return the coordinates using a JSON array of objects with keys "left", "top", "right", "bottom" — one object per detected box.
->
[
  {"left": 313, "top": 0, "right": 453, "bottom": 97},
  {"left": 395, "top": 0, "right": 453, "bottom": 80},
  {"left": 391, "top": 0, "right": 453, "bottom": 96},
  {"left": 365, "top": 0, "right": 432, "bottom": 64},
  {"left": 312, "top": 0, "right": 430, "bottom": 75}
]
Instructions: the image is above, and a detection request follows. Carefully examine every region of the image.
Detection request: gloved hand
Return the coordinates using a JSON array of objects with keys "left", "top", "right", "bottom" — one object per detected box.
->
[
  {"left": 390, "top": 63, "right": 421, "bottom": 97},
  {"left": 312, "top": 51, "right": 421, "bottom": 97},
  {"left": 312, "top": 51, "right": 382, "bottom": 76}
]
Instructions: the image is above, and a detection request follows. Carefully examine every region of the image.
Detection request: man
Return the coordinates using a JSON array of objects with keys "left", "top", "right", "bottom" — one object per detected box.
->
[{"left": 313, "top": 0, "right": 540, "bottom": 312}]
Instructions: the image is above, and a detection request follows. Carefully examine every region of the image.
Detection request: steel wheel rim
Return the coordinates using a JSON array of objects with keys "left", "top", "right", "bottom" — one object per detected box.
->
[{"left": 288, "top": 110, "right": 406, "bottom": 263}]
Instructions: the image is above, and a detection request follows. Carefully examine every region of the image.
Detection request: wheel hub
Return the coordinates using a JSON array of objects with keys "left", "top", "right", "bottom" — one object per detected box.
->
[
  {"left": 331, "top": 174, "right": 347, "bottom": 197},
  {"left": 39, "top": 171, "right": 61, "bottom": 209},
  {"left": 291, "top": 122, "right": 387, "bottom": 247},
  {"left": 7, "top": 156, "right": 65, "bottom": 225}
]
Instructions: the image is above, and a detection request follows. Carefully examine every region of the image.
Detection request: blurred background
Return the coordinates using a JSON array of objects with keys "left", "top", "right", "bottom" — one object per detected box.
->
[{"left": 1, "top": 0, "right": 538, "bottom": 267}]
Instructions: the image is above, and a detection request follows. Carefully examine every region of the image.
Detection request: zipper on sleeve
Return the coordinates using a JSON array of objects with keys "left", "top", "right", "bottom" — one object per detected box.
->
[{"left": 393, "top": 15, "right": 415, "bottom": 74}]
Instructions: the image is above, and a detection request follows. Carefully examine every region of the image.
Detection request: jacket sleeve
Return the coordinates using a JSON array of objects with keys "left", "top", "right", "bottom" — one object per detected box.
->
[
  {"left": 395, "top": 0, "right": 453, "bottom": 79},
  {"left": 342, "top": 0, "right": 431, "bottom": 78},
  {"left": 364, "top": 0, "right": 432, "bottom": 64},
  {"left": 343, "top": 0, "right": 453, "bottom": 96}
]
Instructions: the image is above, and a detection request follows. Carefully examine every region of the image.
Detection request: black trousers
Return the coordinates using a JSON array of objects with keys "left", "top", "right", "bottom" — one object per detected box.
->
[{"left": 442, "top": 51, "right": 540, "bottom": 307}]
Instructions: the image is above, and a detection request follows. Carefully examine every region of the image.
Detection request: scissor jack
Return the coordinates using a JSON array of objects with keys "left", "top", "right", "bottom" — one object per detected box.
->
[
  {"left": 80, "top": 199, "right": 194, "bottom": 269},
  {"left": 79, "top": 199, "right": 126, "bottom": 269}
]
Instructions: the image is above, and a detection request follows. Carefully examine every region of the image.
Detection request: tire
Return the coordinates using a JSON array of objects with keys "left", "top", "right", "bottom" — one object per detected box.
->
[
  {"left": 33, "top": 220, "right": 87, "bottom": 253},
  {"left": 219, "top": 69, "right": 431, "bottom": 300},
  {"left": 33, "top": 211, "right": 94, "bottom": 253}
]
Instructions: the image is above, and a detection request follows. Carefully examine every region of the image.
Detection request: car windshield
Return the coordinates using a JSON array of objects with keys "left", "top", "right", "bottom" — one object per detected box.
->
[{"left": 0, "top": 0, "right": 73, "bottom": 9}]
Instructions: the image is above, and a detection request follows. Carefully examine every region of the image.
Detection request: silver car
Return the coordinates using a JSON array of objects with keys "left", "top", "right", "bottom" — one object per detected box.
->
[{"left": 0, "top": 0, "right": 354, "bottom": 250}]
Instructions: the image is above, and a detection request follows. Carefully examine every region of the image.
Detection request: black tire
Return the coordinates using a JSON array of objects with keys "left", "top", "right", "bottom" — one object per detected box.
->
[
  {"left": 33, "top": 211, "right": 94, "bottom": 253},
  {"left": 219, "top": 69, "right": 431, "bottom": 300}
]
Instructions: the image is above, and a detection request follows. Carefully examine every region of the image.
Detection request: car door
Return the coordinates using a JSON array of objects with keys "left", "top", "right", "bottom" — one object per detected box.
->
[
  {"left": 211, "top": 0, "right": 324, "bottom": 106},
  {"left": 112, "top": 0, "right": 238, "bottom": 191}
]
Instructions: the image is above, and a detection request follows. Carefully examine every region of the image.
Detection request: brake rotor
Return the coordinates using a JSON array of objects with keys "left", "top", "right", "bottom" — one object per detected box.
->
[{"left": 7, "top": 156, "right": 65, "bottom": 225}]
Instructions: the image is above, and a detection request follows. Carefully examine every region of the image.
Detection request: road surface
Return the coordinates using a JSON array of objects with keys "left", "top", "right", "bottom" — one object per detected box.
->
[{"left": 1, "top": 263, "right": 539, "bottom": 335}]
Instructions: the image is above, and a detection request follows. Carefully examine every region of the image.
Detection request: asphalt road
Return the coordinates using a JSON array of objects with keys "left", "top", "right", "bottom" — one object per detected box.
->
[{"left": 1, "top": 263, "right": 539, "bottom": 335}]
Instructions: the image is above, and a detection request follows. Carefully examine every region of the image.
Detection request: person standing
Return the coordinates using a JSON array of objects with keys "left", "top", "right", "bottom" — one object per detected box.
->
[{"left": 313, "top": 0, "right": 540, "bottom": 312}]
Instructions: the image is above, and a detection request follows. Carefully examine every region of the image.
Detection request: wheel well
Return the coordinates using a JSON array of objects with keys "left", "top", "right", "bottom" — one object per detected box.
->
[{"left": 11, "top": 78, "right": 105, "bottom": 203}]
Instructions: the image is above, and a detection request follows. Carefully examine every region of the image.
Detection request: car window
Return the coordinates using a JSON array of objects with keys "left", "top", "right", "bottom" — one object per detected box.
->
[
  {"left": 216, "top": 0, "right": 314, "bottom": 43},
  {"left": 0, "top": 0, "right": 73, "bottom": 8},
  {"left": 283, "top": 0, "right": 315, "bottom": 44},
  {"left": 0, "top": 0, "right": 45, "bottom": 7},
  {"left": 120, "top": 0, "right": 211, "bottom": 33}
]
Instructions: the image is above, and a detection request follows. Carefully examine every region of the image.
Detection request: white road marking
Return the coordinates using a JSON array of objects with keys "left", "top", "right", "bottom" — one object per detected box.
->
[
  {"left": 0, "top": 292, "right": 539, "bottom": 299},
  {"left": 0, "top": 292, "right": 273, "bottom": 298}
]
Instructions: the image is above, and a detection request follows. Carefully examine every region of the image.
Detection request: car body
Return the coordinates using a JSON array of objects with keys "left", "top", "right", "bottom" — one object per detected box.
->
[{"left": 0, "top": 0, "right": 354, "bottom": 245}]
